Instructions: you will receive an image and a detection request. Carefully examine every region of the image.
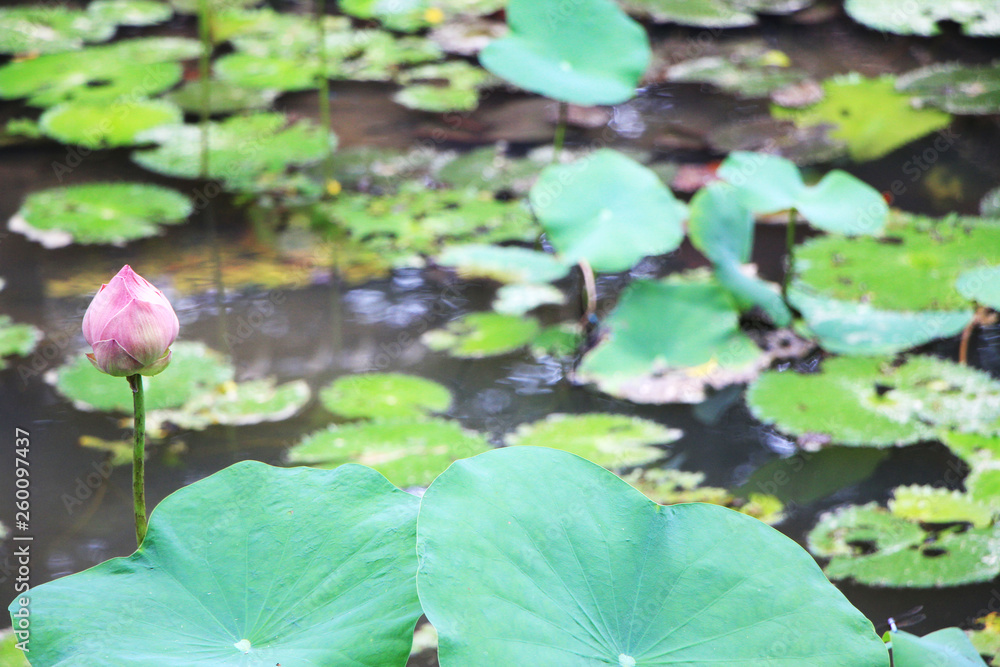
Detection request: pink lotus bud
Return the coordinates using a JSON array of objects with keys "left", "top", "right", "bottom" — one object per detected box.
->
[{"left": 82, "top": 265, "right": 179, "bottom": 377}]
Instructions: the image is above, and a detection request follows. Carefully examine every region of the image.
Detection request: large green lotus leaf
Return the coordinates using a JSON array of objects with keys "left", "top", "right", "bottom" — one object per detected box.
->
[
  {"left": 479, "top": 0, "right": 650, "bottom": 105},
  {"left": 506, "top": 413, "right": 681, "bottom": 468},
  {"left": 688, "top": 181, "right": 754, "bottom": 264},
  {"left": 287, "top": 418, "right": 491, "bottom": 487},
  {"left": 957, "top": 266, "right": 1000, "bottom": 310},
  {"left": 889, "top": 485, "right": 995, "bottom": 529},
  {"left": 53, "top": 341, "right": 234, "bottom": 413},
  {"left": 0, "top": 315, "right": 42, "bottom": 370},
  {"left": 148, "top": 379, "right": 312, "bottom": 433},
  {"left": 844, "top": 0, "right": 1000, "bottom": 36},
  {"left": 0, "top": 37, "right": 200, "bottom": 107},
  {"left": 897, "top": 61, "right": 1000, "bottom": 114},
  {"left": 667, "top": 45, "right": 807, "bottom": 98},
  {"left": 87, "top": 0, "right": 174, "bottom": 26},
  {"left": 773, "top": 74, "right": 952, "bottom": 162},
  {"left": 10, "top": 461, "right": 421, "bottom": 665},
  {"left": 40, "top": 100, "right": 182, "bottom": 148},
  {"left": 319, "top": 372, "right": 452, "bottom": 420},
  {"left": 436, "top": 244, "right": 571, "bottom": 284},
  {"left": 716, "top": 150, "right": 803, "bottom": 214},
  {"left": 807, "top": 503, "right": 1000, "bottom": 588},
  {"left": 619, "top": 0, "right": 814, "bottom": 27},
  {"left": 530, "top": 150, "right": 687, "bottom": 272},
  {"left": 794, "top": 170, "right": 889, "bottom": 235},
  {"left": 9, "top": 183, "right": 192, "bottom": 247},
  {"left": 748, "top": 354, "right": 1000, "bottom": 447},
  {"left": 789, "top": 286, "right": 971, "bottom": 356},
  {"left": 891, "top": 628, "right": 989, "bottom": 667},
  {"left": 417, "top": 446, "right": 889, "bottom": 666},
  {"left": 422, "top": 312, "right": 539, "bottom": 358},
  {"left": 714, "top": 259, "right": 792, "bottom": 326},
  {"left": 793, "top": 212, "right": 1000, "bottom": 309},
  {"left": 578, "top": 277, "right": 759, "bottom": 387},
  {"left": 164, "top": 79, "right": 278, "bottom": 115},
  {"left": 808, "top": 503, "right": 1000, "bottom": 587},
  {"left": 132, "top": 113, "right": 333, "bottom": 190},
  {"left": 0, "top": 6, "right": 115, "bottom": 54}
]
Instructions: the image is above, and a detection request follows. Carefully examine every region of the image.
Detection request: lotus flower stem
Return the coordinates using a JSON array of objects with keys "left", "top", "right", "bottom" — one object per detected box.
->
[
  {"left": 784, "top": 208, "right": 796, "bottom": 295},
  {"left": 552, "top": 102, "right": 568, "bottom": 163},
  {"left": 127, "top": 374, "right": 148, "bottom": 547}
]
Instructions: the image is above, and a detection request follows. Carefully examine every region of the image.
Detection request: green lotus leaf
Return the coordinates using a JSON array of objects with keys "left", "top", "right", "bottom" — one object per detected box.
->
[
  {"left": 810, "top": 503, "right": 1000, "bottom": 587},
  {"left": 748, "top": 354, "right": 1000, "bottom": 447},
  {"left": 889, "top": 485, "right": 995, "bottom": 529},
  {"left": 393, "top": 61, "right": 491, "bottom": 112},
  {"left": 957, "top": 265, "right": 1000, "bottom": 310},
  {"left": 506, "top": 413, "right": 680, "bottom": 468},
  {"left": 773, "top": 73, "right": 952, "bottom": 162},
  {"left": 716, "top": 150, "right": 803, "bottom": 213},
  {"left": 619, "top": 0, "right": 814, "bottom": 27},
  {"left": 940, "top": 432, "right": 1000, "bottom": 465},
  {"left": 0, "top": 6, "right": 115, "bottom": 55},
  {"left": 319, "top": 372, "right": 452, "bottom": 420},
  {"left": 436, "top": 244, "right": 571, "bottom": 284},
  {"left": 530, "top": 150, "right": 687, "bottom": 272},
  {"left": 417, "top": 446, "right": 889, "bottom": 665},
  {"left": 170, "top": 0, "right": 262, "bottom": 13},
  {"left": 0, "top": 315, "right": 42, "bottom": 370},
  {"left": 967, "top": 613, "right": 1000, "bottom": 663},
  {"left": 897, "top": 61, "right": 1000, "bottom": 114},
  {"left": 530, "top": 323, "right": 583, "bottom": 358},
  {"left": 667, "top": 45, "right": 808, "bottom": 98},
  {"left": 493, "top": 283, "right": 566, "bottom": 315},
  {"left": 715, "top": 259, "right": 791, "bottom": 325},
  {"left": 53, "top": 340, "right": 234, "bottom": 413},
  {"left": 0, "top": 628, "right": 28, "bottom": 667},
  {"left": 738, "top": 447, "right": 889, "bottom": 506},
  {"left": 479, "top": 0, "right": 650, "bottom": 105},
  {"left": 87, "top": 0, "right": 173, "bottom": 26},
  {"left": 214, "top": 52, "right": 320, "bottom": 92},
  {"left": 623, "top": 468, "right": 785, "bottom": 524},
  {"left": 164, "top": 79, "right": 279, "bottom": 114},
  {"left": 789, "top": 286, "right": 971, "bottom": 356},
  {"left": 149, "top": 379, "right": 311, "bottom": 433},
  {"left": 890, "top": 628, "right": 989, "bottom": 667},
  {"left": 422, "top": 312, "right": 540, "bottom": 358},
  {"left": 844, "top": 0, "right": 1000, "bottom": 36},
  {"left": 967, "top": 466, "right": 1000, "bottom": 507},
  {"left": 0, "top": 37, "right": 201, "bottom": 107},
  {"left": 340, "top": 0, "right": 427, "bottom": 32},
  {"left": 435, "top": 145, "right": 543, "bottom": 193},
  {"left": 132, "top": 113, "right": 334, "bottom": 190},
  {"left": 10, "top": 461, "right": 421, "bottom": 665},
  {"left": 9, "top": 183, "right": 192, "bottom": 247},
  {"left": 40, "top": 99, "right": 182, "bottom": 149},
  {"left": 577, "top": 276, "right": 761, "bottom": 400},
  {"left": 287, "top": 418, "right": 491, "bottom": 487}
]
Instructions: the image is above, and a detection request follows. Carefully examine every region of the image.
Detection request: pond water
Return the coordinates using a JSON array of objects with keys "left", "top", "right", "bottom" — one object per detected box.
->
[{"left": 2, "top": 5, "right": 1000, "bottom": 664}]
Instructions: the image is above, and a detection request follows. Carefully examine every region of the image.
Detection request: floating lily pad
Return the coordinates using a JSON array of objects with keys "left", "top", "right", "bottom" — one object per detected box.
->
[
  {"left": 0, "top": 6, "right": 115, "bottom": 55},
  {"left": 717, "top": 151, "right": 888, "bottom": 235},
  {"left": 170, "top": 0, "right": 261, "bottom": 12},
  {"left": 340, "top": 0, "right": 427, "bottom": 32},
  {"left": 393, "top": 61, "right": 491, "bottom": 112},
  {"left": 417, "top": 446, "right": 889, "bottom": 666},
  {"left": 844, "top": 0, "right": 1000, "bottom": 36},
  {"left": 890, "top": 628, "right": 989, "bottom": 667},
  {"left": 9, "top": 183, "right": 192, "bottom": 247},
  {"left": 530, "top": 150, "right": 687, "bottom": 272},
  {"left": 748, "top": 355, "right": 1000, "bottom": 448},
  {"left": 133, "top": 113, "right": 333, "bottom": 190},
  {"left": 52, "top": 341, "right": 233, "bottom": 413},
  {"left": 0, "top": 37, "right": 201, "bottom": 107},
  {"left": 789, "top": 287, "right": 972, "bottom": 356},
  {"left": 0, "top": 315, "right": 42, "bottom": 370},
  {"left": 0, "top": 628, "right": 28, "bottom": 667},
  {"left": 773, "top": 74, "right": 952, "bottom": 162},
  {"left": 668, "top": 45, "right": 808, "bottom": 98},
  {"left": 87, "top": 0, "right": 173, "bottom": 26},
  {"left": 40, "top": 100, "right": 182, "bottom": 149},
  {"left": 793, "top": 212, "right": 1000, "bottom": 311},
  {"left": 577, "top": 276, "right": 762, "bottom": 402},
  {"left": 967, "top": 613, "right": 1000, "bottom": 662},
  {"left": 479, "top": 0, "right": 650, "bottom": 105},
  {"left": 897, "top": 61, "right": 1000, "bottom": 115},
  {"left": 889, "top": 485, "right": 995, "bottom": 529},
  {"left": 435, "top": 145, "right": 543, "bottom": 193},
  {"left": 506, "top": 413, "right": 680, "bottom": 468},
  {"left": 164, "top": 79, "right": 278, "bottom": 114},
  {"left": 287, "top": 418, "right": 491, "bottom": 487},
  {"left": 214, "top": 52, "right": 320, "bottom": 92},
  {"left": 423, "top": 312, "right": 539, "bottom": 358},
  {"left": 622, "top": 468, "right": 785, "bottom": 524},
  {"left": 436, "top": 244, "right": 571, "bottom": 284},
  {"left": 319, "top": 373, "right": 452, "bottom": 420},
  {"left": 957, "top": 266, "right": 1000, "bottom": 310},
  {"left": 12, "top": 461, "right": 422, "bottom": 665},
  {"left": 493, "top": 283, "right": 566, "bottom": 315},
  {"left": 739, "top": 447, "right": 889, "bottom": 507},
  {"left": 150, "top": 379, "right": 311, "bottom": 433},
  {"left": 620, "top": 0, "right": 815, "bottom": 27},
  {"left": 808, "top": 503, "right": 1000, "bottom": 587}
]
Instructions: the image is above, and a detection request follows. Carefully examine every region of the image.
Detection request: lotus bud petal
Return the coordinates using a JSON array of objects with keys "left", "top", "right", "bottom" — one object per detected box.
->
[{"left": 82, "top": 266, "right": 179, "bottom": 377}]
